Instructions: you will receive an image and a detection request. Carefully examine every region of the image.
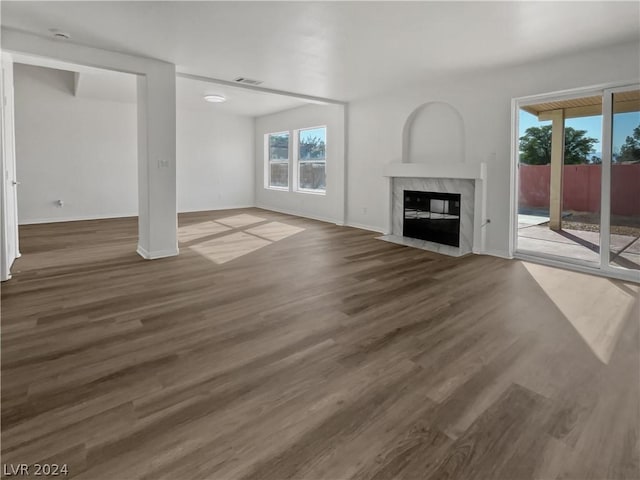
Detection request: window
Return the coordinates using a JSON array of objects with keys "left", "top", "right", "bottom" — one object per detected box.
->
[
  {"left": 267, "top": 132, "right": 289, "bottom": 189},
  {"left": 265, "top": 126, "right": 327, "bottom": 194},
  {"left": 297, "top": 127, "right": 326, "bottom": 193}
]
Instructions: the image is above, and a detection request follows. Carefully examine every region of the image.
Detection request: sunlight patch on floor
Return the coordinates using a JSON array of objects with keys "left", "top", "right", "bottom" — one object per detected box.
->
[
  {"left": 216, "top": 214, "right": 266, "bottom": 229},
  {"left": 245, "top": 222, "right": 305, "bottom": 242},
  {"left": 178, "top": 221, "right": 231, "bottom": 243},
  {"left": 187, "top": 218, "right": 306, "bottom": 265},
  {"left": 523, "top": 262, "right": 639, "bottom": 364},
  {"left": 189, "top": 231, "right": 271, "bottom": 264}
]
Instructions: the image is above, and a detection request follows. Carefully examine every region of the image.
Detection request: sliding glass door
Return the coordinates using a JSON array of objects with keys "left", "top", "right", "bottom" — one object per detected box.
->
[{"left": 516, "top": 84, "right": 640, "bottom": 281}]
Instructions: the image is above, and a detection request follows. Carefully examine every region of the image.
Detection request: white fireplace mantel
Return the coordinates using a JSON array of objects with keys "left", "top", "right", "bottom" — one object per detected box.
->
[
  {"left": 383, "top": 162, "right": 486, "bottom": 180},
  {"left": 381, "top": 161, "right": 487, "bottom": 256}
]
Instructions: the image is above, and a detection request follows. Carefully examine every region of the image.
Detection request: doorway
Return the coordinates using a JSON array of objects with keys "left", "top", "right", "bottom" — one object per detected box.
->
[
  {"left": 514, "top": 84, "right": 640, "bottom": 281},
  {"left": 5, "top": 58, "right": 139, "bottom": 276}
]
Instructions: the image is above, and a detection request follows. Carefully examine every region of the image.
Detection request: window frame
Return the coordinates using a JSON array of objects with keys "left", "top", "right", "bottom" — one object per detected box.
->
[
  {"left": 295, "top": 125, "right": 327, "bottom": 195},
  {"left": 265, "top": 131, "right": 291, "bottom": 191}
]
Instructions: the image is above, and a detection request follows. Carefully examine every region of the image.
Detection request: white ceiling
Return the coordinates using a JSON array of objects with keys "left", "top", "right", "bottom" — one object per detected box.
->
[
  {"left": 2, "top": 1, "right": 639, "bottom": 101},
  {"left": 13, "top": 54, "right": 309, "bottom": 116},
  {"left": 175, "top": 77, "right": 309, "bottom": 116}
]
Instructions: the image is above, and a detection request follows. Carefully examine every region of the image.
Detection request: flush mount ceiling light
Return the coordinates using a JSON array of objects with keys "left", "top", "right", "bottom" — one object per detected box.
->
[
  {"left": 204, "top": 94, "right": 226, "bottom": 103},
  {"left": 49, "top": 29, "right": 71, "bottom": 40}
]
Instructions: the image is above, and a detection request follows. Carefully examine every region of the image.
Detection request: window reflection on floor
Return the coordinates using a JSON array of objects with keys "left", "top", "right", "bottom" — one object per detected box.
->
[
  {"left": 178, "top": 216, "right": 305, "bottom": 265},
  {"left": 246, "top": 221, "right": 305, "bottom": 242},
  {"left": 215, "top": 214, "right": 266, "bottom": 229},
  {"left": 178, "top": 221, "right": 231, "bottom": 243}
]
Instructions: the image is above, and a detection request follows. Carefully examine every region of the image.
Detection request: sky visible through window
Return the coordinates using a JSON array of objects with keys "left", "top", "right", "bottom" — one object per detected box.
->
[
  {"left": 519, "top": 110, "right": 639, "bottom": 156},
  {"left": 299, "top": 127, "right": 326, "bottom": 144}
]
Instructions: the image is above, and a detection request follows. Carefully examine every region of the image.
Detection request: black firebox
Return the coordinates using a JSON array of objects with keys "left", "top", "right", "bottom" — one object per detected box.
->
[{"left": 403, "top": 190, "right": 461, "bottom": 247}]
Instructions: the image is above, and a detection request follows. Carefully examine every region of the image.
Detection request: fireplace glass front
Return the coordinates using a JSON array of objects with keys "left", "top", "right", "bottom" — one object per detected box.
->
[{"left": 403, "top": 190, "right": 461, "bottom": 247}]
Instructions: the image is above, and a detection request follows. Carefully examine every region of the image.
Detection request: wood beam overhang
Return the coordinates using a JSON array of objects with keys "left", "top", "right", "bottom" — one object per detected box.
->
[{"left": 522, "top": 91, "right": 640, "bottom": 120}]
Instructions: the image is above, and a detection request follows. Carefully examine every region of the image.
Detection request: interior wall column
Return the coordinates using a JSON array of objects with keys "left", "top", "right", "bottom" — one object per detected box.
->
[
  {"left": 548, "top": 109, "right": 565, "bottom": 231},
  {"left": 2, "top": 28, "right": 179, "bottom": 260},
  {"left": 136, "top": 63, "right": 178, "bottom": 259}
]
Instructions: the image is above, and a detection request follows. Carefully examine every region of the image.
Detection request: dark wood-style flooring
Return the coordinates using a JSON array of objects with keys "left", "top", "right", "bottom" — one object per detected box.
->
[{"left": 2, "top": 208, "right": 639, "bottom": 479}]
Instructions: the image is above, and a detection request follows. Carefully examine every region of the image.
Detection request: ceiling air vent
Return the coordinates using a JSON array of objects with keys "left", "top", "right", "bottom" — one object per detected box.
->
[{"left": 233, "top": 77, "right": 263, "bottom": 86}]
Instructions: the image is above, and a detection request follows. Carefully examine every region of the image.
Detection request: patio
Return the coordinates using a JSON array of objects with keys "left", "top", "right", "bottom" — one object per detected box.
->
[{"left": 518, "top": 213, "right": 640, "bottom": 269}]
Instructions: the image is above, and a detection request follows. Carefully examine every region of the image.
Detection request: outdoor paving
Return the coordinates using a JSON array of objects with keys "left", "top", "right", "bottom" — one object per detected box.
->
[
  {"left": 517, "top": 213, "right": 550, "bottom": 229},
  {"left": 517, "top": 218, "right": 640, "bottom": 270}
]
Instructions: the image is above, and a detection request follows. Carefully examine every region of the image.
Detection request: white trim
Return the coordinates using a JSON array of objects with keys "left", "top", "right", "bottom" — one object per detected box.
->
[
  {"left": 291, "top": 130, "right": 298, "bottom": 191},
  {"left": 1, "top": 53, "right": 19, "bottom": 281},
  {"left": 178, "top": 205, "right": 256, "bottom": 214},
  {"left": 515, "top": 252, "right": 639, "bottom": 284},
  {"left": 477, "top": 248, "right": 513, "bottom": 259},
  {"left": 255, "top": 204, "right": 338, "bottom": 226},
  {"left": 508, "top": 97, "right": 519, "bottom": 258},
  {"left": 600, "top": 89, "right": 613, "bottom": 270},
  {"left": 473, "top": 178, "right": 487, "bottom": 254},
  {"left": 383, "top": 162, "right": 485, "bottom": 180},
  {"left": 345, "top": 221, "right": 386, "bottom": 234},
  {"left": 19, "top": 213, "right": 138, "bottom": 225},
  {"left": 136, "top": 245, "right": 179, "bottom": 260},
  {"left": 340, "top": 104, "right": 349, "bottom": 227},
  {"left": 263, "top": 132, "right": 269, "bottom": 189},
  {"left": 295, "top": 187, "right": 326, "bottom": 196},
  {"left": 386, "top": 177, "right": 393, "bottom": 235},
  {"left": 19, "top": 206, "right": 260, "bottom": 224},
  {"left": 517, "top": 247, "right": 600, "bottom": 270}
]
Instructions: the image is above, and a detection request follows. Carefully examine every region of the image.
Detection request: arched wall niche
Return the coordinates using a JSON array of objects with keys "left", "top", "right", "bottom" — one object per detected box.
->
[{"left": 402, "top": 101, "right": 466, "bottom": 164}]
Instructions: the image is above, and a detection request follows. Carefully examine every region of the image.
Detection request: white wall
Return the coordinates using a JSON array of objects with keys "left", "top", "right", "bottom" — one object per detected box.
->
[
  {"left": 255, "top": 103, "right": 345, "bottom": 224},
  {"left": 346, "top": 40, "right": 640, "bottom": 256},
  {"left": 177, "top": 107, "right": 254, "bottom": 212},
  {"left": 14, "top": 64, "right": 255, "bottom": 224},
  {"left": 14, "top": 64, "right": 138, "bottom": 223}
]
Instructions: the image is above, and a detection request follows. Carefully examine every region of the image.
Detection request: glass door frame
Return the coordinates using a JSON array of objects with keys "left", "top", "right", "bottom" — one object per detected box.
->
[
  {"left": 510, "top": 82, "right": 640, "bottom": 283},
  {"left": 601, "top": 83, "right": 640, "bottom": 280}
]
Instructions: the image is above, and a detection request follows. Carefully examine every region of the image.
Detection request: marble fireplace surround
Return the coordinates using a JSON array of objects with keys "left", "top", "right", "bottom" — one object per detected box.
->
[{"left": 380, "top": 162, "right": 487, "bottom": 257}]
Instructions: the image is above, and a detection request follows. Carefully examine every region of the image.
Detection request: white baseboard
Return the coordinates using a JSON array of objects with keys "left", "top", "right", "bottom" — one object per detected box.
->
[
  {"left": 178, "top": 204, "right": 256, "bottom": 214},
  {"left": 136, "top": 245, "right": 179, "bottom": 260},
  {"left": 19, "top": 206, "right": 259, "bottom": 225},
  {"left": 345, "top": 222, "right": 386, "bottom": 234},
  {"left": 475, "top": 248, "right": 513, "bottom": 259},
  {"left": 19, "top": 212, "right": 138, "bottom": 225},
  {"left": 255, "top": 204, "right": 339, "bottom": 226},
  {"left": 515, "top": 252, "right": 640, "bottom": 283}
]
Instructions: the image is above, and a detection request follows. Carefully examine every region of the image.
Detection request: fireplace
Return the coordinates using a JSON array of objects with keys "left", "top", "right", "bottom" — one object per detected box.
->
[{"left": 403, "top": 190, "right": 461, "bottom": 247}]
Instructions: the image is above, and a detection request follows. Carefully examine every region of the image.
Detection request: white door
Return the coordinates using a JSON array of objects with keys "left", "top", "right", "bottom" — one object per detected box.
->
[{"left": 1, "top": 53, "right": 19, "bottom": 281}]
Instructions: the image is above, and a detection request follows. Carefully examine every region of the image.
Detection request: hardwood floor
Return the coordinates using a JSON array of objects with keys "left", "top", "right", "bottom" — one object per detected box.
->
[{"left": 2, "top": 208, "right": 639, "bottom": 480}]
